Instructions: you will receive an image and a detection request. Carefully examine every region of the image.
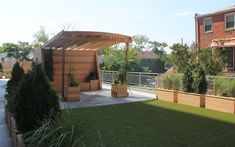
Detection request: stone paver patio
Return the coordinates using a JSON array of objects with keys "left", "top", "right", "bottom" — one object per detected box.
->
[{"left": 60, "top": 84, "right": 156, "bottom": 108}]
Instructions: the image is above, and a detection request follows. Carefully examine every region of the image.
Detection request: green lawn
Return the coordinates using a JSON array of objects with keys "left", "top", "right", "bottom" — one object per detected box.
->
[{"left": 44, "top": 100, "right": 235, "bottom": 147}]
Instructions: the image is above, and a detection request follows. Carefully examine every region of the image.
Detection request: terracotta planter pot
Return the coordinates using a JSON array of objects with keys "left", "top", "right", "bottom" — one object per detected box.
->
[
  {"left": 156, "top": 88, "right": 178, "bottom": 103},
  {"left": 111, "top": 84, "right": 128, "bottom": 97},
  {"left": 64, "top": 86, "right": 80, "bottom": 101},
  {"left": 90, "top": 80, "right": 99, "bottom": 90},
  {"left": 178, "top": 91, "right": 205, "bottom": 108},
  {"left": 205, "top": 95, "right": 235, "bottom": 114}
]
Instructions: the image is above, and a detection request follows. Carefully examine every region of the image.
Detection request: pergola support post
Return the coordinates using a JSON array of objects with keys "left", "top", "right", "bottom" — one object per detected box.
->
[
  {"left": 125, "top": 43, "right": 129, "bottom": 83},
  {"left": 61, "top": 47, "right": 66, "bottom": 100}
]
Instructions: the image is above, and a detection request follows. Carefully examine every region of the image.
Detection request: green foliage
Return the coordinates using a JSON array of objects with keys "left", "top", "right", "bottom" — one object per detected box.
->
[
  {"left": 86, "top": 72, "right": 98, "bottom": 81},
  {"left": 182, "top": 65, "right": 194, "bottom": 92},
  {"left": 213, "top": 77, "right": 235, "bottom": 97},
  {"left": 0, "top": 63, "right": 3, "bottom": 72},
  {"left": 114, "top": 67, "right": 127, "bottom": 84},
  {"left": 163, "top": 72, "right": 182, "bottom": 90},
  {"left": 170, "top": 43, "right": 194, "bottom": 73},
  {"left": 67, "top": 65, "right": 78, "bottom": 87},
  {"left": 193, "top": 65, "right": 207, "bottom": 94},
  {"left": 32, "top": 26, "right": 49, "bottom": 50},
  {"left": 14, "top": 63, "right": 60, "bottom": 133},
  {"left": 44, "top": 49, "right": 54, "bottom": 81},
  {"left": 5, "top": 62, "right": 25, "bottom": 113},
  {"left": 198, "top": 48, "right": 225, "bottom": 75},
  {"left": 0, "top": 42, "right": 32, "bottom": 61}
]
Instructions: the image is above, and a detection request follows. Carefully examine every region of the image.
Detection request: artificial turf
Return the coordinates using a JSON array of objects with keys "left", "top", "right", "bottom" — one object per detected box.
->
[{"left": 59, "top": 100, "right": 235, "bottom": 147}]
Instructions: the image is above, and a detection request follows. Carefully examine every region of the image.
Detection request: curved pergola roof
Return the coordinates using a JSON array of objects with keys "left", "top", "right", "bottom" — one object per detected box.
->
[{"left": 43, "top": 31, "right": 133, "bottom": 51}]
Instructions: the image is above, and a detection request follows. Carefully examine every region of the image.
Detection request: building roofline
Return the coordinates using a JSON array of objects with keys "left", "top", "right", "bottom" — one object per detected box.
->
[{"left": 195, "top": 5, "right": 235, "bottom": 19}]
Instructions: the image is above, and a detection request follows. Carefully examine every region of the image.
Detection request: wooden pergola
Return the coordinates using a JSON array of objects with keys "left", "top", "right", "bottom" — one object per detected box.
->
[{"left": 42, "top": 31, "right": 133, "bottom": 98}]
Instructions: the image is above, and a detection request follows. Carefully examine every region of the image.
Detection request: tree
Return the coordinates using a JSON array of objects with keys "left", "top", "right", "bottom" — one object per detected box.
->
[
  {"left": 14, "top": 63, "right": 60, "bottom": 133},
  {"left": 5, "top": 62, "right": 25, "bottom": 113},
  {"left": 170, "top": 43, "right": 193, "bottom": 72},
  {"left": 131, "top": 34, "right": 149, "bottom": 50},
  {"left": 149, "top": 41, "right": 167, "bottom": 58},
  {"left": 182, "top": 65, "right": 194, "bottom": 92},
  {"left": 0, "top": 42, "right": 32, "bottom": 61},
  {"left": 193, "top": 65, "right": 207, "bottom": 94},
  {"left": 32, "top": 26, "right": 49, "bottom": 50}
]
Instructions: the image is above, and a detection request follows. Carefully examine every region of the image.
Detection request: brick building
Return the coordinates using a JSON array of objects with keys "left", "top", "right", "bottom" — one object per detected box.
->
[{"left": 195, "top": 5, "right": 235, "bottom": 70}]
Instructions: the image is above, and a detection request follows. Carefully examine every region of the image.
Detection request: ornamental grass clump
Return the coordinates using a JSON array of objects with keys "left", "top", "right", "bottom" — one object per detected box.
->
[
  {"left": 163, "top": 72, "right": 182, "bottom": 90},
  {"left": 5, "top": 62, "right": 25, "bottom": 113},
  {"left": 14, "top": 62, "right": 60, "bottom": 133},
  {"left": 214, "top": 77, "right": 235, "bottom": 97}
]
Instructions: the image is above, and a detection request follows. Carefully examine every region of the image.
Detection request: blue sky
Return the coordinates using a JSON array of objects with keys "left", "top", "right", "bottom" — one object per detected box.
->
[{"left": 0, "top": 0, "right": 234, "bottom": 50}]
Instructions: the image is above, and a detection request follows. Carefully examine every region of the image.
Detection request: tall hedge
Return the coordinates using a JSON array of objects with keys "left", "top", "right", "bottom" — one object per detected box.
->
[
  {"left": 193, "top": 65, "right": 207, "bottom": 94},
  {"left": 5, "top": 62, "right": 25, "bottom": 113},
  {"left": 141, "top": 59, "right": 165, "bottom": 73},
  {"left": 182, "top": 65, "right": 194, "bottom": 92},
  {"left": 14, "top": 63, "right": 60, "bottom": 133}
]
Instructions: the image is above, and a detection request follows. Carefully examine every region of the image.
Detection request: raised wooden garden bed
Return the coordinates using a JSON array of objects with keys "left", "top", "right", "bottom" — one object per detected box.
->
[
  {"left": 90, "top": 80, "right": 99, "bottom": 90},
  {"left": 205, "top": 95, "right": 235, "bottom": 114},
  {"left": 178, "top": 91, "right": 205, "bottom": 108},
  {"left": 156, "top": 88, "right": 177, "bottom": 103},
  {"left": 111, "top": 84, "right": 128, "bottom": 97},
  {"left": 64, "top": 86, "right": 80, "bottom": 101}
]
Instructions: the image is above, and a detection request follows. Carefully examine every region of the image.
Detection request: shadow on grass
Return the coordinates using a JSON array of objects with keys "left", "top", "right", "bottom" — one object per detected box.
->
[{"left": 54, "top": 100, "right": 235, "bottom": 147}]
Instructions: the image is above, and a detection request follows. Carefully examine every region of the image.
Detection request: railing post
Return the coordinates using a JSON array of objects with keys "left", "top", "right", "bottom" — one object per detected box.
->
[
  {"left": 157, "top": 74, "right": 160, "bottom": 88},
  {"left": 139, "top": 73, "right": 141, "bottom": 87},
  {"left": 112, "top": 71, "right": 114, "bottom": 83}
]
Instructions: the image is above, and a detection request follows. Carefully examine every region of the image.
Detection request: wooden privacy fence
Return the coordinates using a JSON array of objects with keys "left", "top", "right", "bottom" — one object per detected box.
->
[{"left": 0, "top": 61, "right": 31, "bottom": 72}]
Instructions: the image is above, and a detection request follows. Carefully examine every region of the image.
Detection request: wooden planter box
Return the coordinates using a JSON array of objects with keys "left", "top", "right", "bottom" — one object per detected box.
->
[
  {"left": 111, "top": 84, "right": 128, "bottom": 97},
  {"left": 156, "top": 88, "right": 178, "bottom": 103},
  {"left": 90, "top": 80, "right": 99, "bottom": 90},
  {"left": 80, "top": 82, "right": 90, "bottom": 91},
  {"left": 178, "top": 91, "right": 205, "bottom": 108},
  {"left": 205, "top": 95, "right": 235, "bottom": 114},
  {"left": 64, "top": 86, "right": 80, "bottom": 101}
]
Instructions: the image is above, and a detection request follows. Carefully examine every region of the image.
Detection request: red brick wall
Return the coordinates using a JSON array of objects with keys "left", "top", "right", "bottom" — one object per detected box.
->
[{"left": 197, "top": 11, "right": 235, "bottom": 49}]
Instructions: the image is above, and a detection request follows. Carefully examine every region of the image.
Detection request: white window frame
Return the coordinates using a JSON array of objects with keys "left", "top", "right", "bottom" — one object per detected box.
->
[
  {"left": 204, "top": 17, "right": 212, "bottom": 33},
  {"left": 225, "top": 13, "right": 235, "bottom": 31}
]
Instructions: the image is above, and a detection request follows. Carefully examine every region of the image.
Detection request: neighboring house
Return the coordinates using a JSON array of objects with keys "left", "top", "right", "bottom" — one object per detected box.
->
[
  {"left": 137, "top": 51, "right": 158, "bottom": 59},
  {"left": 195, "top": 5, "right": 235, "bottom": 70},
  {"left": 138, "top": 51, "right": 165, "bottom": 73},
  {"left": 0, "top": 53, "right": 16, "bottom": 62}
]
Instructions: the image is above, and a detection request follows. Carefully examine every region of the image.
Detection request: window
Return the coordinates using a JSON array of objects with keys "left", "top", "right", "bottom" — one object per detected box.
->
[
  {"left": 204, "top": 18, "right": 212, "bottom": 32},
  {"left": 226, "top": 47, "right": 234, "bottom": 69},
  {"left": 225, "top": 14, "right": 235, "bottom": 30}
]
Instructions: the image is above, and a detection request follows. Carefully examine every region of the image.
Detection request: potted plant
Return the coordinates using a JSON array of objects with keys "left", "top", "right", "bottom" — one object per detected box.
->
[
  {"left": 156, "top": 72, "right": 181, "bottom": 103},
  {"left": 64, "top": 65, "right": 80, "bottom": 101},
  {"left": 178, "top": 65, "right": 207, "bottom": 108},
  {"left": 87, "top": 72, "right": 100, "bottom": 90},
  {"left": 111, "top": 68, "right": 128, "bottom": 97}
]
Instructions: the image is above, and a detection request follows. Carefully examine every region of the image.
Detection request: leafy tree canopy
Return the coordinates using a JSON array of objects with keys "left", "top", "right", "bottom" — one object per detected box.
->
[
  {"left": 0, "top": 41, "right": 32, "bottom": 61},
  {"left": 32, "top": 26, "right": 49, "bottom": 49}
]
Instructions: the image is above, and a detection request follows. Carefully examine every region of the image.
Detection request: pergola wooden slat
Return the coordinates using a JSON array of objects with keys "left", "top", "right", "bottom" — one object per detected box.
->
[{"left": 43, "top": 31, "right": 133, "bottom": 98}]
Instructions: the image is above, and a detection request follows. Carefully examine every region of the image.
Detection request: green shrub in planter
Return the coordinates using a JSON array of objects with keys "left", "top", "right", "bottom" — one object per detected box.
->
[
  {"left": 182, "top": 65, "right": 194, "bottom": 92},
  {"left": 114, "top": 68, "right": 127, "bottom": 84},
  {"left": 5, "top": 62, "right": 25, "bottom": 113},
  {"left": 214, "top": 77, "right": 235, "bottom": 97},
  {"left": 14, "top": 63, "right": 60, "bottom": 133},
  {"left": 193, "top": 65, "right": 207, "bottom": 94},
  {"left": 163, "top": 72, "right": 182, "bottom": 90}
]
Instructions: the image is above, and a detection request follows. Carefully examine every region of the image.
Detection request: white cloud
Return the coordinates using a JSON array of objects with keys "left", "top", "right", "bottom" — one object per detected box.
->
[{"left": 172, "top": 11, "right": 193, "bottom": 17}]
